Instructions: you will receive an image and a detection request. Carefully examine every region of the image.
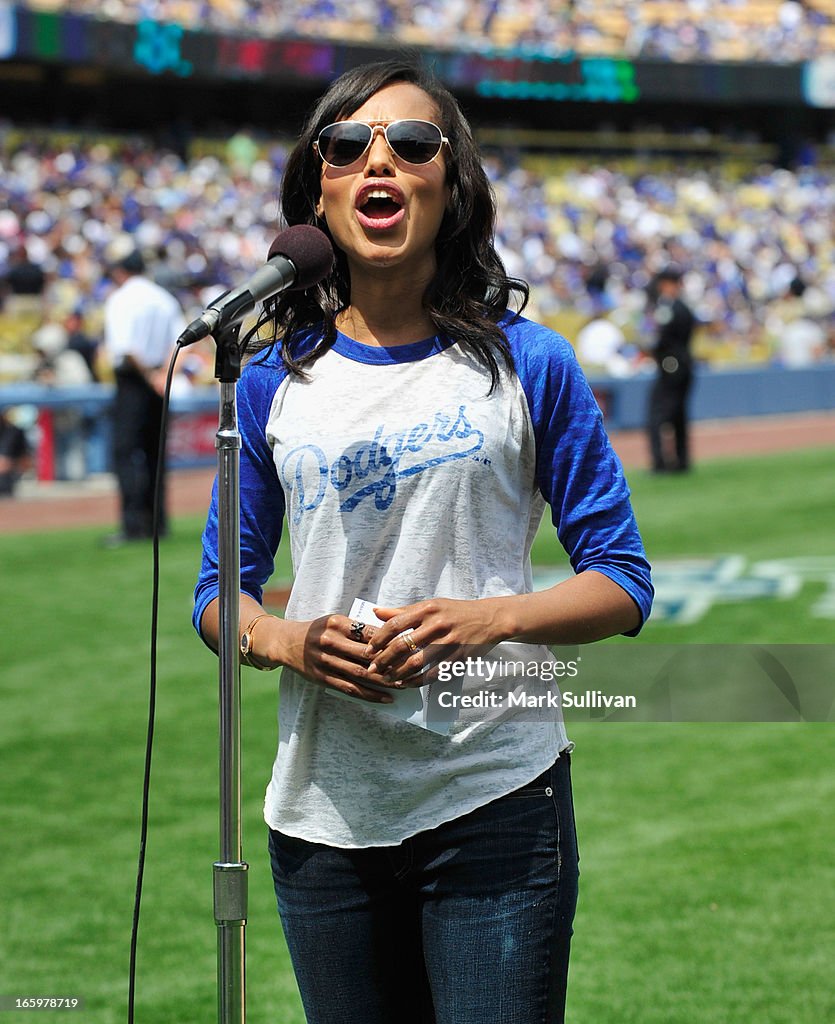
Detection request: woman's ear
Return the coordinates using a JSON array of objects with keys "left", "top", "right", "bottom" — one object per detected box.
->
[{"left": 315, "top": 196, "right": 326, "bottom": 220}]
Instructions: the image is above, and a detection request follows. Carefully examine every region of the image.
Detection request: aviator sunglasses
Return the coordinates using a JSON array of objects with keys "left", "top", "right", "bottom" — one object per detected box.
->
[{"left": 314, "top": 119, "right": 449, "bottom": 168}]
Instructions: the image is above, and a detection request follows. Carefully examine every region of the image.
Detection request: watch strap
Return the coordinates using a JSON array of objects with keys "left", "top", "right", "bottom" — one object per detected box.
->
[{"left": 239, "top": 613, "right": 273, "bottom": 670}]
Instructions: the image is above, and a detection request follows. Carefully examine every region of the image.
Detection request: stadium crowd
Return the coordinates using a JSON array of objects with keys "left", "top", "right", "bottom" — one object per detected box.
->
[
  {"left": 1, "top": 130, "right": 834, "bottom": 383},
  {"left": 27, "top": 0, "right": 835, "bottom": 63}
]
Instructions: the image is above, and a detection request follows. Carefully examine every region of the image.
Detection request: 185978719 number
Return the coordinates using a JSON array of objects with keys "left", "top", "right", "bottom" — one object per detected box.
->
[{"left": 0, "top": 998, "right": 83, "bottom": 1011}]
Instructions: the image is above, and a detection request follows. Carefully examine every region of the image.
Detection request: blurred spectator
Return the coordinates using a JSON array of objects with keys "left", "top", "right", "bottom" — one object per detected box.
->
[
  {"left": 31, "top": 322, "right": 93, "bottom": 387},
  {"left": 583, "top": 263, "right": 614, "bottom": 314},
  {"left": 646, "top": 267, "right": 697, "bottom": 473},
  {"left": 168, "top": 352, "right": 205, "bottom": 398},
  {"left": 102, "top": 248, "right": 186, "bottom": 544},
  {"left": 575, "top": 313, "right": 635, "bottom": 377},
  {"left": 150, "top": 244, "right": 188, "bottom": 297},
  {"left": 226, "top": 127, "right": 260, "bottom": 177},
  {"left": 0, "top": 409, "right": 31, "bottom": 498},
  {"left": 64, "top": 309, "right": 100, "bottom": 381},
  {"left": 30, "top": 321, "right": 95, "bottom": 481},
  {"left": 766, "top": 275, "right": 828, "bottom": 367},
  {"left": 2, "top": 245, "right": 46, "bottom": 315}
]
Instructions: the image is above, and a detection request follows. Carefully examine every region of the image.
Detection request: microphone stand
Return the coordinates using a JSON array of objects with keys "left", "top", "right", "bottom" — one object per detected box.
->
[{"left": 212, "top": 323, "right": 247, "bottom": 1024}]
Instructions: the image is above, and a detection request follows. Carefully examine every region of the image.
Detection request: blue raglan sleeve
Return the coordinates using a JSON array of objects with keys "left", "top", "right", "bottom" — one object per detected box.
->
[
  {"left": 192, "top": 355, "right": 288, "bottom": 643},
  {"left": 510, "top": 318, "right": 653, "bottom": 633}
]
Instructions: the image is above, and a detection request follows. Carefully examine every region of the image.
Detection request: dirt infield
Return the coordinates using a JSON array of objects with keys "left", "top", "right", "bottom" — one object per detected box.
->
[{"left": 1, "top": 411, "right": 833, "bottom": 535}]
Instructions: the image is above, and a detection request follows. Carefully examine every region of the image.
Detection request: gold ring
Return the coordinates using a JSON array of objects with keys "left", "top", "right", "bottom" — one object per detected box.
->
[{"left": 400, "top": 631, "right": 418, "bottom": 653}]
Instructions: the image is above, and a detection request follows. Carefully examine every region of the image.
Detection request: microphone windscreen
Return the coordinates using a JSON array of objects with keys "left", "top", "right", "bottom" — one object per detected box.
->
[{"left": 268, "top": 225, "right": 334, "bottom": 291}]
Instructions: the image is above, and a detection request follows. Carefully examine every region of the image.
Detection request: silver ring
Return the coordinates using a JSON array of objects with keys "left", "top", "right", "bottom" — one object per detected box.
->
[{"left": 349, "top": 621, "right": 365, "bottom": 642}]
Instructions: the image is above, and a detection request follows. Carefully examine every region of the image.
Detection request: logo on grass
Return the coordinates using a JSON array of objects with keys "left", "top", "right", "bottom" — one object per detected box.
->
[{"left": 533, "top": 556, "right": 835, "bottom": 624}]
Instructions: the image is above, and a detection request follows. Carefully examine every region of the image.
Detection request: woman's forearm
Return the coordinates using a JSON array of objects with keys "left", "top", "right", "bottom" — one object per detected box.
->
[
  {"left": 200, "top": 593, "right": 289, "bottom": 665},
  {"left": 366, "top": 571, "right": 644, "bottom": 679},
  {"left": 485, "top": 570, "right": 642, "bottom": 647}
]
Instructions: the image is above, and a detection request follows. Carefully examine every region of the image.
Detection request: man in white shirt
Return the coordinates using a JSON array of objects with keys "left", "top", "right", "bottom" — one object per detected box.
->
[{"left": 103, "top": 249, "right": 185, "bottom": 543}]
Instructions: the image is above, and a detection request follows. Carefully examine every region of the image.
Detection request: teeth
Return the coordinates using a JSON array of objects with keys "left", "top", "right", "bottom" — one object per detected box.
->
[{"left": 364, "top": 189, "right": 399, "bottom": 202}]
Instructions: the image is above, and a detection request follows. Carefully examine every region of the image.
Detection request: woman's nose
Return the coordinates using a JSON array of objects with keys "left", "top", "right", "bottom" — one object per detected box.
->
[{"left": 364, "top": 126, "right": 395, "bottom": 175}]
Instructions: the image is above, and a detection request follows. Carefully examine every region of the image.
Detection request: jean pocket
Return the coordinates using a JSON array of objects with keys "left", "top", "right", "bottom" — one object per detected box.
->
[
  {"left": 505, "top": 764, "right": 556, "bottom": 799},
  {"left": 268, "top": 827, "right": 318, "bottom": 876}
]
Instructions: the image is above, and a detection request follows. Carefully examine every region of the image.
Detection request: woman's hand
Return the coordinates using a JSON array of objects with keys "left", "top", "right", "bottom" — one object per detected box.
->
[
  {"left": 262, "top": 613, "right": 397, "bottom": 704},
  {"left": 202, "top": 597, "right": 398, "bottom": 704},
  {"left": 363, "top": 598, "right": 508, "bottom": 686},
  {"left": 362, "top": 574, "right": 642, "bottom": 685}
]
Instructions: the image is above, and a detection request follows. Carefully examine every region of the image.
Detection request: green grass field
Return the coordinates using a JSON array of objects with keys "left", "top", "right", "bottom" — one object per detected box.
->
[{"left": 1, "top": 446, "right": 833, "bottom": 1023}]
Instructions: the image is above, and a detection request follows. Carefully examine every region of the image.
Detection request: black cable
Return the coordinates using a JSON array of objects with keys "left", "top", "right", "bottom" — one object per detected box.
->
[{"left": 127, "top": 347, "right": 182, "bottom": 1024}]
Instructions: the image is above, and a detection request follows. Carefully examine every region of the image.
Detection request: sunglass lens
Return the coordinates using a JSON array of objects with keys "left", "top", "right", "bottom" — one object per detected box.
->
[
  {"left": 318, "top": 123, "right": 371, "bottom": 166},
  {"left": 388, "top": 121, "right": 443, "bottom": 163}
]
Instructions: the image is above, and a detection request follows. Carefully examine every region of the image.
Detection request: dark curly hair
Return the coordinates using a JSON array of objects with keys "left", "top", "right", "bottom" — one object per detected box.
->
[{"left": 247, "top": 58, "right": 528, "bottom": 390}]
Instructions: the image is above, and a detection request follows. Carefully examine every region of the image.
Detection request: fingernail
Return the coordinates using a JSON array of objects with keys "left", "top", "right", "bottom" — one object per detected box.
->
[{"left": 368, "top": 662, "right": 377, "bottom": 674}]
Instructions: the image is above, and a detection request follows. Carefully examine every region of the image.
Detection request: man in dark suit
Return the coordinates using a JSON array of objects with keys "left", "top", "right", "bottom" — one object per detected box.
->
[{"left": 647, "top": 267, "right": 696, "bottom": 473}]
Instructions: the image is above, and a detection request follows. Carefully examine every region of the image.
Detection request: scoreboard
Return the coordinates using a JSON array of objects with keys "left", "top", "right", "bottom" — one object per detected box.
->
[{"left": 0, "top": 4, "right": 825, "bottom": 107}]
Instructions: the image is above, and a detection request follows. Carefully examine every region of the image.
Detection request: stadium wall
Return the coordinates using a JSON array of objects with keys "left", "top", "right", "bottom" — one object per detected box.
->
[
  {"left": 590, "top": 363, "right": 835, "bottom": 431},
  {"left": 2, "top": 364, "right": 833, "bottom": 474}
]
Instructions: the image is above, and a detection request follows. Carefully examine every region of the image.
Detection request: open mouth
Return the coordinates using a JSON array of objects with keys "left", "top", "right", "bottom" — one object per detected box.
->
[
  {"left": 356, "top": 187, "right": 405, "bottom": 229},
  {"left": 360, "top": 190, "right": 402, "bottom": 218}
]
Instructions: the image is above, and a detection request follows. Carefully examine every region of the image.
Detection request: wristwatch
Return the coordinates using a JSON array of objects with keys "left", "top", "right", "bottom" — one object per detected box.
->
[{"left": 239, "top": 613, "right": 273, "bottom": 670}]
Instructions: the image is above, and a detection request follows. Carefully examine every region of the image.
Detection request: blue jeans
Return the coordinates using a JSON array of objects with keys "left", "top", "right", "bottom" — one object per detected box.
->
[{"left": 268, "top": 754, "right": 579, "bottom": 1024}]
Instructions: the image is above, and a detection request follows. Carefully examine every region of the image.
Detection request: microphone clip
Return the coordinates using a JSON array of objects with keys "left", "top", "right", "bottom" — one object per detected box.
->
[{"left": 212, "top": 320, "right": 245, "bottom": 385}]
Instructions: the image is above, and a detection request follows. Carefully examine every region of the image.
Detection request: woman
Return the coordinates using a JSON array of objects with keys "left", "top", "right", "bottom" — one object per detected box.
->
[{"left": 194, "top": 60, "right": 653, "bottom": 1024}]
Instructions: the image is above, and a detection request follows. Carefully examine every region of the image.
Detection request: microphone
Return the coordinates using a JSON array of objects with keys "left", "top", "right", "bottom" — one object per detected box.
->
[{"left": 177, "top": 225, "right": 334, "bottom": 347}]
